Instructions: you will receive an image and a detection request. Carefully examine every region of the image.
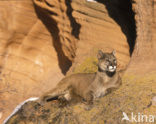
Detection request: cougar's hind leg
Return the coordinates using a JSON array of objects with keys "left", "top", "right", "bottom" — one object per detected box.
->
[{"left": 40, "top": 88, "right": 64, "bottom": 103}]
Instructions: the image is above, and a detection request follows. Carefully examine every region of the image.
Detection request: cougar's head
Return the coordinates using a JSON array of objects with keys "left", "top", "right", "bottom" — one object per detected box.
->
[{"left": 97, "top": 50, "right": 117, "bottom": 73}]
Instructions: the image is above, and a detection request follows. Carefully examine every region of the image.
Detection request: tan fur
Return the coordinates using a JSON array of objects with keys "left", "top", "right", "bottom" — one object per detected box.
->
[{"left": 40, "top": 50, "right": 121, "bottom": 104}]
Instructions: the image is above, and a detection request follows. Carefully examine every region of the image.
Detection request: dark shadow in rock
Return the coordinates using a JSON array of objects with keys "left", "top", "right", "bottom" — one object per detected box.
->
[
  {"left": 65, "top": 0, "right": 81, "bottom": 39},
  {"left": 97, "top": 0, "right": 136, "bottom": 55},
  {"left": 33, "top": 4, "right": 72, "bottom": 75}
]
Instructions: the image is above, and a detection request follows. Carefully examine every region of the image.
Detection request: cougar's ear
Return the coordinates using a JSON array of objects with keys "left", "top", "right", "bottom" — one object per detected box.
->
[
  {"left": 97, "top": 50, "right": 104, "bottom": 60},
  {"left": 112, "top": 50, "right": 116, "bottom": 56}
]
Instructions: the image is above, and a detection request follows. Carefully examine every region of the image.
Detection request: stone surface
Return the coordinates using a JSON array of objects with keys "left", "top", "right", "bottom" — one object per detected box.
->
[
  {"left": 0, "top": 0, "right": 156, "bottom": 123},
  {"left": 0, "top": 1, "right": 65, "bottom": 123}
]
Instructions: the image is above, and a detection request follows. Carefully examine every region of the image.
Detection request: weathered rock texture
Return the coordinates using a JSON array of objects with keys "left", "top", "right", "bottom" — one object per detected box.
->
[
  {"left": 0, "top": 0, "right": 156, "bottom": 123},
  {"left": 0, "top": 0, "right": 66, "bottom": 122},
  {"left": 128, "top": 0, "right": 156, "bottom": 73}
]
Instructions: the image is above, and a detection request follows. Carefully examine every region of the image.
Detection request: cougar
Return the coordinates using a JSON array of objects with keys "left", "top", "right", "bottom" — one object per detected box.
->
[{"left": 40, "top": 50, "right": 121, "bottom": 105}]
